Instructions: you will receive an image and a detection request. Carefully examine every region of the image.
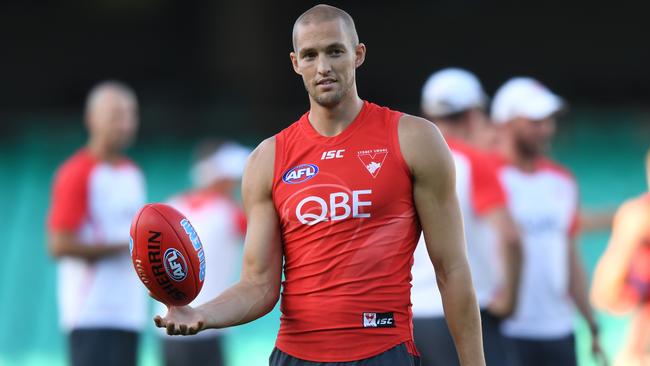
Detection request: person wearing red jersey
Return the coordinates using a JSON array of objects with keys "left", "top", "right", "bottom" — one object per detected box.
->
[
  {"left": 154, "top": 5, "right": 485, "bottom": 365},
  {"left": 412, "top": 68, "right": 522, "bottom": 366},
  {"left": 491, "top": 77, "right": 605, "bottom": 366},
  {"left": 591, "top": 149, "right": 650, "bottom": 366},
  {"left": 157, "top": 140, "right": 250, "bottom": 366},
  {"left": 47, "top": 81, "right": 146, "bottom": 366}
]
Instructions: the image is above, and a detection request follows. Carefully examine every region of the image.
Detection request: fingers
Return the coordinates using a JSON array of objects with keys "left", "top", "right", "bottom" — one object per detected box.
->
[
  {"left": 166, "top": 321, "right": 177, "bottom": 335},
  {"left": 153, "top": 315, "right": 166, "bottom": 328},
  {"left": 188, "top": 320, "right": 204, "bottom": 335},
  {"left": 155, "top": 317, "right": 201, "bottom": 336}
]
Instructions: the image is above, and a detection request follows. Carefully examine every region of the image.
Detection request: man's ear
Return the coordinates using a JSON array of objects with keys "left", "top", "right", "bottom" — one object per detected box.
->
[
  {"left": 354, "top": 43, "right": 366, "bottom": 69},
  {"left": 290, "top": 52, "right": 301, "bottom": 75}
]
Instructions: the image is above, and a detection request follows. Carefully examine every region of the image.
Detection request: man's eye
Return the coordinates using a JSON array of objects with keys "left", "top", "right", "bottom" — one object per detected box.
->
[{"left": 330, "top": 49, "right": 343, "bottom": 56}]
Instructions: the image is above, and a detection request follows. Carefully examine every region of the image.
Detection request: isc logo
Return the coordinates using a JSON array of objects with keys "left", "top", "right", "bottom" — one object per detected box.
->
[
  {"left": 283, "top": 164, "right": 319, "bottom": 184},
  {"left": 363, "top": 312, "right": 395, "bottom": 328},
  {"left": 164, "top": 248, "right": 188, "bottom": 282},
  {"left": 321, "top": 149, "right": 345, "bottom": 160},
  {"left": 296, "top": 189, "right": 372, "bottom": 225}
]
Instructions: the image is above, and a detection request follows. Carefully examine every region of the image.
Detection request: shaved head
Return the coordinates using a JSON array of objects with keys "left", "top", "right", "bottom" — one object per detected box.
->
[
  {"left": 84, "top": 80, "right": 139, "bottom": 152},
  {"left": 85, "top": 80, "right": 137, "bottom": 115},
  {"left": 292, "top": 4, "right": 359, "bottom": 51}
]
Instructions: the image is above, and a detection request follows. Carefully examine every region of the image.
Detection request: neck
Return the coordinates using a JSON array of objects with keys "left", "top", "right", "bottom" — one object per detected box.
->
[
  {"left": 87, "top": 139, "right": 121, "bottom": 163},
  {"left": 499, "top": 137, "right": 538, "bottom": 172},
  {"left": 307, "top": 87, "right": 364, "bottom": 137}
]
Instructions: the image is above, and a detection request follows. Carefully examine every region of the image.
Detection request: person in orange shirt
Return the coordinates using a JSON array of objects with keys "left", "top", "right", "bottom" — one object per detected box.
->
[
  {"left": 592, "top": 149, "right": 650, "bottom": 366},
  {"left": 153, "top": 4, "right": 486, "bottom": 366}
]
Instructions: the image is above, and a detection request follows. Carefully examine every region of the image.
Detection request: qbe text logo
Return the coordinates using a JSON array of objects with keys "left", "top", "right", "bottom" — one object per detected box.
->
[{"left": 295, "top": 190, "right": 372, "bottom": 225}]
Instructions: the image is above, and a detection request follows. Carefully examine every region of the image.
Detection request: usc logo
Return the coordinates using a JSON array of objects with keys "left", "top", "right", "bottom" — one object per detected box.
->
[{"left": 295, "top": 189, "right": 372, "bottom": 225}]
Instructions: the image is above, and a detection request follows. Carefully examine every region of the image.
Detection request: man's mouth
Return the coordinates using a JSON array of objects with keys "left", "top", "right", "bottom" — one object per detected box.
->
[{"left": 316, "top": 78, "right": 337, "bottom": 86}]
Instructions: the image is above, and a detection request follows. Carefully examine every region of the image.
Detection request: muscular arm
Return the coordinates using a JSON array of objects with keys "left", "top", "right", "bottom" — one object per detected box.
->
[
  {"left": 399, "top": 115, "right": 485, "bottom": 366},
  {"left": 591, "top": 199, "right": 647, "bottom": 314},
  {"left": 155, "top": 137, "right": 283, "bottom": 335},
  {"left": 48, "top": 231, "right": 128, "bottom": 261},
  {"left": 484, "top": 208, "right": 522, "bottom": 318}
]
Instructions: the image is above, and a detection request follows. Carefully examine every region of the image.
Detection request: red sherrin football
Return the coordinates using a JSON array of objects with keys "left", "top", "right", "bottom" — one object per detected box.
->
[{"left": 130, "top": 203, "right": 205, "bottom": 306}]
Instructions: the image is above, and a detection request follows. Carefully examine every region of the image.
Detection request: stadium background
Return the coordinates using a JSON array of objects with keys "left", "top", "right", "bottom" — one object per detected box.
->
[{"left": 1, "top": 0, "right": 648, "bottom": 365}]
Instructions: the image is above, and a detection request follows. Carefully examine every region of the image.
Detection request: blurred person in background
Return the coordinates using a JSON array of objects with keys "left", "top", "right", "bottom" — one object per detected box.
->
[
  {"left": 591, "top": 148, "right": 650, "bottom": 366},
  {"left": 46, "top": 81, "right": 146, "bottom": 366},
  {"left": 157, "top": 140, "right": 250, "bottom": 366},
  {"left": 412, "top": 68, "right": 522, "bottom": 366},
  {"left": 491, "top": 77, "right": 605, "bottom": 366},
  {"left": 153, "top": 4, "right": 486, "bottom": 366}
]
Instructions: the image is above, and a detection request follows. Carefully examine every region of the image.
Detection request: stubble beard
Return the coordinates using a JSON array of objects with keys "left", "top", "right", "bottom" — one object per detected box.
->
[
  {"left": 515, "top": 135, "right": 544, "bottom": 159},
  {"left": 306, "top": 78, "right": 352, "bottom": 108}
]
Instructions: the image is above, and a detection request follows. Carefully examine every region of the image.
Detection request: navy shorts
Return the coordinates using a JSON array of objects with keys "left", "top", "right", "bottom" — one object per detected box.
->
[
  {"left": 69, "top": 328, "right": 138, "bottom": 366},
  {"left": 269, "top": 343, "right": 421, "bottom": 366},
  {"left": 162, "top": 335, "right": 225, "bottom": 366},
  {"left": 413, "top": 310, "right": 512, "bottom": 366},
  {"left": 506, "top": 333, "right": 576, "bottom": 366}
]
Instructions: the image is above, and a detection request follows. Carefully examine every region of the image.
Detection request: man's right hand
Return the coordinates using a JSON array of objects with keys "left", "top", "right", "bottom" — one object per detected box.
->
[{"left": 154, "top": 305, "right": 206, "bottom": 336}]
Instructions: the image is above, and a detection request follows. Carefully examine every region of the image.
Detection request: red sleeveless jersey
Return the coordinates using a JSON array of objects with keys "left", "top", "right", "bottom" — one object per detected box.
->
[{"left": 272, "top": 101, "right": 421, "bottom": 362}]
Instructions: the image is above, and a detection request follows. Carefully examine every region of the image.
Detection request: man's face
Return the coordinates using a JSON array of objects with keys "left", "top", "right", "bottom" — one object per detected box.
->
[
  {"left": 87, "top": 90, "right": 139, "bottom": 151},
  {"left": 290, "top": 19, "right": 364, "bottom": 107},
  {"left": 509, "top": 116, "right": 556, "bottom": 157}
]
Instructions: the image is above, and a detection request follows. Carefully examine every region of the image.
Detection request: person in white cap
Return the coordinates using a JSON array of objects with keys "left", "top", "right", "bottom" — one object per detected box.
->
[
  {"left": 157, "top": 139, "right": 251, "bottom": 366},
  {"left": 491, "top": 77, "right": 605, "bottom": 366},
  {"left": 412, "top": 68, "right": 522, "bottom": 366}
]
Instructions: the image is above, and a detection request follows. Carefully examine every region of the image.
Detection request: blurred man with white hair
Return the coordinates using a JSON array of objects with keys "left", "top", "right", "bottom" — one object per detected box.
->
[
  {"left": 491, "top": 77, "right": 604, "bottom": 366},
  {"left": 412, "top": 68, "right": 522, "bottom": 365},
  {"left": 157, "top": 140, "right": 250, "bottom": 366}
]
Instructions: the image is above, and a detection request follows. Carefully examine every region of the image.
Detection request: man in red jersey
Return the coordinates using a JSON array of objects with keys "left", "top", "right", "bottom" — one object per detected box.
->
[
  {"left": 154, "top": 5, "right": 485, "bottom": 365},
  {"left": 592, "top": 149, "right": 650, "bottom": 366}
]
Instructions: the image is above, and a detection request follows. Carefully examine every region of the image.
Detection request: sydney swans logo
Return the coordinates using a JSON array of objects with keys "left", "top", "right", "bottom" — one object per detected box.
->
[{"left": 357, "top": 149, "right": 388, "bottom": 178}]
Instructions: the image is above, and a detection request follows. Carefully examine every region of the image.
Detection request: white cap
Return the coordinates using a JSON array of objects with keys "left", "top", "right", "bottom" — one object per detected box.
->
[
  {"left": 491, "top": 77, "right": 565, "bottom": 124},
  {"left": 421, "top": 68, "right": 487, "bottom": 117},
  {"left": 191, "top": 142, "right": 251, "bottom": 188}
]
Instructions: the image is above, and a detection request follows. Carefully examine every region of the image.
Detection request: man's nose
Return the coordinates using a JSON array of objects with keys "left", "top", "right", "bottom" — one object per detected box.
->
[{"left": 316, "top": 55, "right": 332, "bottom": 75}]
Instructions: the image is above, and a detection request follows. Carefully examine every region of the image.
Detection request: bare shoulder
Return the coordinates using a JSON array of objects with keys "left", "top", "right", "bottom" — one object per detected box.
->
[
  {"left": 615, "top": 195, "right": 650, "bottom": 227},
  {"left": 242, "top": 137, "right": 276, "bottom": 199},
  {"left": 248, "top": 136, "right": 276, "bottom": 167},
  {"left": 397, "top": 114, "right": 453, "bottom": 176}
]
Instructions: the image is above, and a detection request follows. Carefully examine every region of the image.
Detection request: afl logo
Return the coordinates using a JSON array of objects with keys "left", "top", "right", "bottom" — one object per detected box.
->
[
  {"left": 283, "top": 164, "right": 319, "bottom": 184},
  {"left": 164, "top": 248, "right": 188, "bottom": 282}
]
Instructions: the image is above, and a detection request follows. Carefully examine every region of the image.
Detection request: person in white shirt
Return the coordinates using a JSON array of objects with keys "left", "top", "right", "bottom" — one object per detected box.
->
[
  {"left": 491, "top": 77, "right": 605, "bottom": 366},
  {"left": 412, "top": 68, "right": 522, "bottom": 366},
  {"left": 47, "top": 81, "right": 146, "bottom": 366},
  {"left": 157, "top": 140, "right": 250, "bottom": 366}
]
